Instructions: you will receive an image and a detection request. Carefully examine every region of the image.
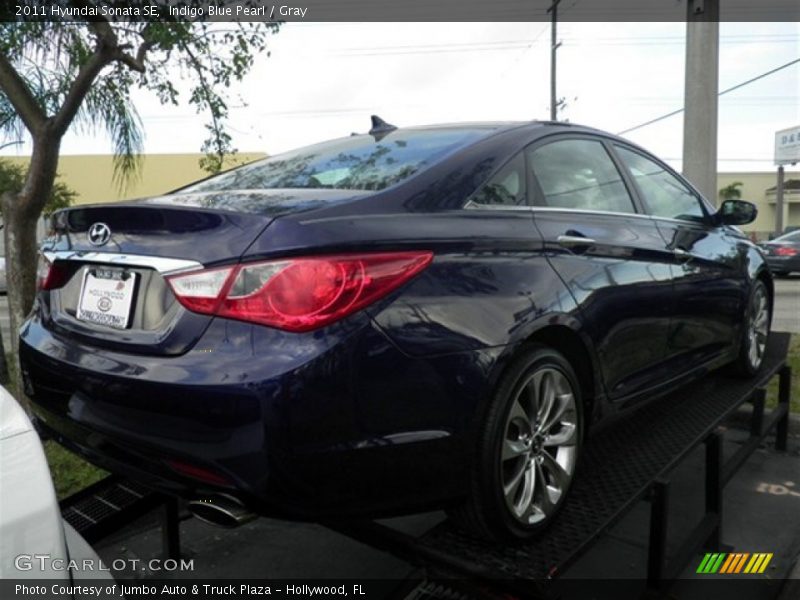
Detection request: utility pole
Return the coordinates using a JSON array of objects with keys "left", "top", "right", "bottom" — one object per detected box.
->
[
  {"left": 548, "top": 0, "right": 561, "bottom": 121},
  {"left": 682, "top": 0, "right": 720, "bottom": 203},
  {"left": 775, "top": 165, "right": 785, "bottom": 236}
]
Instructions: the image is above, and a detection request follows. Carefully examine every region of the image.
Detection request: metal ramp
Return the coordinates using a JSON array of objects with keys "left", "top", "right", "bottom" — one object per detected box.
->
[{"left": 327, "top": 333, "right": 793, "bottom": 597}]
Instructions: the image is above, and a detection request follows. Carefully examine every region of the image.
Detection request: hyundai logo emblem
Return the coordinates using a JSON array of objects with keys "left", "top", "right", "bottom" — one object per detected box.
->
[{"left": 87, "top": 223, "right": 111, "bottom": 247}]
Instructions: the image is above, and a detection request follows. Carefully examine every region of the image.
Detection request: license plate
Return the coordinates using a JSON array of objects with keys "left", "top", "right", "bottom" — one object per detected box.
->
[{"left": 77, "top": 268, "right": 137, "bottom": 329}]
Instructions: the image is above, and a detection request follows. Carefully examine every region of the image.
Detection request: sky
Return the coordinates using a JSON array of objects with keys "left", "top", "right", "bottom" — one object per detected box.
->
[{"left": 2, "top": 21, "right": 799, "bottom": 173}]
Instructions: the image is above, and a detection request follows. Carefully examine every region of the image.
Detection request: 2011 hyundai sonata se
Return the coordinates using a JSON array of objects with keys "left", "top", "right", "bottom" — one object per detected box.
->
[{"left": 21, "top": 119, "right": 771, "bottom": 540}]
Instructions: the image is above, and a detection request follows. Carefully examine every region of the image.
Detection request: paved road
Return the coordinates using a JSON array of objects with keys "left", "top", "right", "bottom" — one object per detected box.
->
[{"left": 1, "top": 275, "right": 798, "bottom": 351}]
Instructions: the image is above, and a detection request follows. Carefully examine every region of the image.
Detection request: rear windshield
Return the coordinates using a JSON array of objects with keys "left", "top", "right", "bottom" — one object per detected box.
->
[
  {"left": 774, "top": 230, "right": 800, "bottom": 243},
  {"left": 183, "top": 128, "right": 487, "bottom": 193}
]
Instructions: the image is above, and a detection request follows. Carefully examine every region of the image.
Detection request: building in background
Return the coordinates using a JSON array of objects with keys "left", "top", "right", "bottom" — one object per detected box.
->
[
  {"left": 3, "top": 153, "right": 267, "bottom": 207},
  {"left": 0, "top": 153, "right": 266, "bottom": 250},
  {"left": 717, "top": 172, "right": 800, "bottom": 239}
]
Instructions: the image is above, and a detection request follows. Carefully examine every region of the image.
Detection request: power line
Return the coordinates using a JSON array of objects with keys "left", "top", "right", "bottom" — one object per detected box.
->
[
  {"left": 617, "top": 57, "right": 800, "bottom": 136},
  {"left": 329, "top": 33, "right": 797, "bottom": 57},
  {"left": 560, "top": 34, "right": 798, "bottom": 47}
]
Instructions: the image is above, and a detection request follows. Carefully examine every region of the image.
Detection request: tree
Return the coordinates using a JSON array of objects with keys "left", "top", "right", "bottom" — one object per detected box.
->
[
  {"left": 0, "top": 4, "right": 279, "bottom": 401},
  {"left": 0, "top": 159, "right": 76, "bottom": 217},
  {"left": 719, "top": 181, "right": 743, "bottom": 201},
  {"left": 0, "top": 159, "right": 75, "bottom": 385}
]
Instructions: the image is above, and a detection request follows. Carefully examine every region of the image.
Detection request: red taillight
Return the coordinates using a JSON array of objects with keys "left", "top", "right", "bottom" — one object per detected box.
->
[
  {"left": 166, "top": 251, "right": 433, "bottom": 332},
  {"left": 775, "top": 246, "right": 798, "bottom": 256},
  {"left": 36, "top": 255, "right": 70, "bottom": 291}
]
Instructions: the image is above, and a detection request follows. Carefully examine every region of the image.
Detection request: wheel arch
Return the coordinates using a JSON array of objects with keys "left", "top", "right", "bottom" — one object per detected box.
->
[
  {"left": 756, "top": 268, "right": 774, "bottom": 314},
  {"left": 524, "top": 324, "right": 602, "bottom": 431},
  {"left": 485, "top": 319, "right": 605, "bottom": 434}
]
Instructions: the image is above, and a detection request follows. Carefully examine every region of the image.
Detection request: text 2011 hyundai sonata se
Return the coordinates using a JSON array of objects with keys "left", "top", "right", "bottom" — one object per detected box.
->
[{"left": 21, "top": 119, "right": 771, "bottom": 540}]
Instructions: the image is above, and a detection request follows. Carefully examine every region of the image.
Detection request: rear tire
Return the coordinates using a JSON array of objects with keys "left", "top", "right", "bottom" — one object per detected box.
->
[
  {"left": 449, "top": 345, "right": 584, "bottom": 541},
  {"left": 731, "top": 279, "right": 771, "bottom": 377}
]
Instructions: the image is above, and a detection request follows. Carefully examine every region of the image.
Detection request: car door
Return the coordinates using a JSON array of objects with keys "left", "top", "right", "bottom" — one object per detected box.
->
[
  {"left": 612, "top": 144, "right": 744, "bottom": 371},
  {"left": 526, "top": 136, "right": 675, "bottom": 403}
]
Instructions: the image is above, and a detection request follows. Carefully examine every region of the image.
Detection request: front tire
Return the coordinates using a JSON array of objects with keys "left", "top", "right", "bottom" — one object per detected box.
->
[
  {"left": 449, "top": 345, "right": 584, "bottom": 541},
  {"left": 732, "top": 279, "right": 771, "bottom": 377}
]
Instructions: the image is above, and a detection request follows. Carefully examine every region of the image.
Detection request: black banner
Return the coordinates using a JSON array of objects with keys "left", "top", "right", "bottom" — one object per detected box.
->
[
  {"left": 3, "top": 0, "right": 800, "bottom": 23},
  {"left": 1, "top": 578, "right": 795, "bottom": 600}
]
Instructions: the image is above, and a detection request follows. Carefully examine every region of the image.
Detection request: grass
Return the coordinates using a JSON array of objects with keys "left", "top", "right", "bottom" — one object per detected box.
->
[
  {"left": 43, "top": 441, "right": 107, "bottom": 500},
  {"left": 766, "top": 333, "right": 800, "bottom": 414}
]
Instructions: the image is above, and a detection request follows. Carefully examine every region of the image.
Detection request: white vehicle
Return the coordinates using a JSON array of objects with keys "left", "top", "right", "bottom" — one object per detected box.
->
[{"left": 0, "top": 385, "right": 112, "bottom": 585}]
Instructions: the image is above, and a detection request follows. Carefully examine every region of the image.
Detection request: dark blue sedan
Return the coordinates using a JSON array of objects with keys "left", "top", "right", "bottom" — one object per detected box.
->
[{"left": 21, "top": 119, "right": 771, "bottom": 540}]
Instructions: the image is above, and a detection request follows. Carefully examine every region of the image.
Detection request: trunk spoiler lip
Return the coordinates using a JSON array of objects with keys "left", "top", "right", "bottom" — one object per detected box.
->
[{"left": 42, "top": 251, "right": 203, "bottom": 276}]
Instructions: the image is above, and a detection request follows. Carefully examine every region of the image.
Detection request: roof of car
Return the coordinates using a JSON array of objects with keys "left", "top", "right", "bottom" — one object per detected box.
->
[{"left": 385, "top": 120, "right": 611, "bottom": 140}]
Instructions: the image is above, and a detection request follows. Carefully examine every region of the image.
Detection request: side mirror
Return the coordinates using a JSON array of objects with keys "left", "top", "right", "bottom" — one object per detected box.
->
[{"left": 717, "top": 199, "right": 757, "bottom": 226}]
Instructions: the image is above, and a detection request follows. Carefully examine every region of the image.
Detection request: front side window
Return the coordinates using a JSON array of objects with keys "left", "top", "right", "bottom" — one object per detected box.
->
[
  {"left": 467, "top": 153, "right": 527, "bottom": 207},
  {"left": 183, "top": 128, "right": 487, "bottom": 193},
  {"left": 615, "top": 146, "right": 706, "bottom": 222},
  {"left": 527, "top": 139, "right": 636, "bottom": 214}
]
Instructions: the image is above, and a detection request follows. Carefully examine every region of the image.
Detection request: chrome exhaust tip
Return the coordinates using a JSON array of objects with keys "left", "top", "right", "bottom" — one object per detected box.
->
[{"left": 187, "top": 493, "right": 257, "bottom": 528}]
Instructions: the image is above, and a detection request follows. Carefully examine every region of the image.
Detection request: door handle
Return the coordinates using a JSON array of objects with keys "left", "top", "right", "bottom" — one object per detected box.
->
[
  {"left": 557, "top": 234, "right": 597, "bottom": 248},
  {"left": 673, "top": 247, "right": 693, "bottom": 263}
]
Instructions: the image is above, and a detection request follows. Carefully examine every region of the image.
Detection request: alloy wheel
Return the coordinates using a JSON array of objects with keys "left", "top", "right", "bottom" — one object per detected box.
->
[
  {"left": 500, "top": 367, "right": 578, "bottom": 524},
  {"left": 747, "top": 284, "right": 769, "bottom": 371}
]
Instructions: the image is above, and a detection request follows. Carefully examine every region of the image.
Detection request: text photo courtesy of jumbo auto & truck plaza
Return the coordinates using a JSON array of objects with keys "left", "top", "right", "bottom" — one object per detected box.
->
[{"left": 1, "top": 1, "right": 799, "bottom": 600}]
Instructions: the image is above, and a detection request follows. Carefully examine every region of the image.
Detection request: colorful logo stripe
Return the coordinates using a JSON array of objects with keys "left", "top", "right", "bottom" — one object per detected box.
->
[{"left": 697, "top": 552, "right": 773, "bottom": 574}]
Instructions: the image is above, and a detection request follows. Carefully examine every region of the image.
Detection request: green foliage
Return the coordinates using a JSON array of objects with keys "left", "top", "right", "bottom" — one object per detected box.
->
[
  {"left": 766, "top": 333, "right": 800, "bottom": 414},
  {"left": 0, "top": 159, "right": 75, "bottom": 216},
  {"left": 719, "top": 181, "right": 744, "bottom": 201},
  {"left": 44, "top": 441, "right": 107, "bottom": 500},
  {"left": 0, "top": 6, "right": 279, "bottom": 182}
]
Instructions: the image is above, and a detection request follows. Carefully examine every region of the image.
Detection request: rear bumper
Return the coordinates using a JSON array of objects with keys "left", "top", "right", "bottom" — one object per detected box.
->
[{"left": 20, "top": 312, "right": 492, "bottom": 517}]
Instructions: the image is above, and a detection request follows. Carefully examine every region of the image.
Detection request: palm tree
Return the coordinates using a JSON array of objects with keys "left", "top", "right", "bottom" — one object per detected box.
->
[{"left": 719, "top": 181, "right": 744, "bottom": 201}]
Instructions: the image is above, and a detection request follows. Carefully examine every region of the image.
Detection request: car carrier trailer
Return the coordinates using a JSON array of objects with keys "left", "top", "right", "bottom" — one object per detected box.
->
[{"left": 58, "top": 333, "right": 795, "bottom": 599}]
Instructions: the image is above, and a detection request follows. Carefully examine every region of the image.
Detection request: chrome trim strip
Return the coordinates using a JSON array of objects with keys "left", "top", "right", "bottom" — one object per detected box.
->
[
  {"left": 42, "top": 251, "right": 203, "bottom": 275},
  {"left": 530, "top": 206, "right": 652, "bottom": 220},
  {"left": 463, "top": 201, "right": 534, "bottom": 212},
  {"left": 465, "top": 203, "right": 654, "bottom": 220},
  {"left": 646, "top": 214, "right": 713, "bottom": 227},
  {"left": 465, "top": 204, "right": 713, "bottom": 226}
]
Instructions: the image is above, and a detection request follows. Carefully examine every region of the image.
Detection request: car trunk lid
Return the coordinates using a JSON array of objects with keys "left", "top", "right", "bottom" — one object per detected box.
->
[{"left": 42, "top": 202, "right": 274, "bottom": 356}]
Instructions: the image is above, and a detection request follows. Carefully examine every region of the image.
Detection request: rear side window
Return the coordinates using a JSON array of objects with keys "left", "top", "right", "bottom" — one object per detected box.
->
[
  {"left": 183, "top": 128, "right": 487, "bottom": 193},
  {"left": 527, "top": 139, "right": 636, "bottom": 214},
  {"left": 614, "top": 146, "right": 706, "bottom": 222},
  {"left": 467, "top": 153, "right": 527, "bottom": 207}
]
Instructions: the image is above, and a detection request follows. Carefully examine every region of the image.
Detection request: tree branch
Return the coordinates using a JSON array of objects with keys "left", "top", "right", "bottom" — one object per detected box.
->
[
  {"left": 180, "top": 41, "right": 224, "bottom": 152},
  {"left": 51, "top": 28, "right": 117, "bottom": 136},
  {"left": 0, "top": 53, "right": 47, "bottom": 133},
  {"left": 114, "top": 40, "right": 154, "bottom": 73}
]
